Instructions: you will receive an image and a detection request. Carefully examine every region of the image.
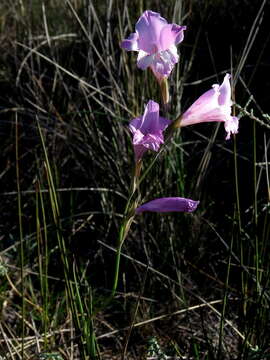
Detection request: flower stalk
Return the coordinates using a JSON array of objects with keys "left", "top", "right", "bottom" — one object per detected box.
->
[
  {"left": 110, "top": 157, "right": 143, "bottom": 299},
  {"left": 159, "top": 77, "right": 170, "bottom": 107}
]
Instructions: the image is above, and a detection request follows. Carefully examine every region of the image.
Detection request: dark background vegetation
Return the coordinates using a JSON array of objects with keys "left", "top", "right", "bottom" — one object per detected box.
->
[{"left": 0, "top": 0, "right": 270, "bottom": 359}]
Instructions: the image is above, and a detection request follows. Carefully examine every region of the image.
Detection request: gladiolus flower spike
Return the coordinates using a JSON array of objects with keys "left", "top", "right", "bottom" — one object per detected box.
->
[
  {"left": 121, "top": 10, "right": 186, "bottom": 81},
  {"left": 179, "top": 74, "right": 239, "bottom": 140},
  {"left": 136, "top": 197, "right": 199, "bottom": 214},
  {"left": 129, "top": 100, "right": 170, "bottom": 161}
]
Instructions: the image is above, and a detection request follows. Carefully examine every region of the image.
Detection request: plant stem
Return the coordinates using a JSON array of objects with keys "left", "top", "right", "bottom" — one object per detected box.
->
[
  {"left": 111, "top": 221, "right": 127, "bottom": 298},
  {"left": 253, "top": 120, "right": 259, "bottom": 294},
  {"left": 110, "top": 161, "right": 142, "bottom": 299},
  {"left": 16, "top": 113, "right": 25, "bottom": 359}
]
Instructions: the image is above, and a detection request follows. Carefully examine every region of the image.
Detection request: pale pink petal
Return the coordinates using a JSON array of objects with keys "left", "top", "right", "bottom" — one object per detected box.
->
[
  {"left": 150, "top": 47, "right": 179, "bottom": 80},
  {"left": 136, "top": 197, "right": 199, "bottom": 213},
  {"left": 174, "top": 24, "right": 187, "bottom": 44},
  {"left": 136, "top": 10, "right": 167, "bottom": 53},
  {"left": 139, "top": 133, "right": 164, "bottom": 151},
  {"left": 131, "top": 100, "right": 170, "bottom": 135},
  {"left": 121, "top": 32, "right": 139, "bottom": 51},
  {"left": 167, "top": 45, "right": 179, "bottom": 63},
  {"left": 139, "top": 100, "right": 160, "bottom": 133},
  {"left": 137, "top": 50, "right": 155, "bottom": 69},
  {"left": 133, "top": 133, "right": 164, "bottom": 161},
  {"left": 129, "top": 117, "right": 142, "bottom": 135},
  {"left": 218, "top": 73, "right": 232, "bottom": 107},
  {"left": 160, "top": 24, "right": 186, "bottom": 50},
  {"left": 225, "top": 116, "right": 239, "bottom": 139},
  {"left": 133, "top": 131, "right": 163, "bottom": 150},
  {"left": 180, "top": 88, "right": 221, "bottom": 127},
  {"left": 132, "top": 129, "right": 145, "bottom": 145},
  {"left": 179, "top": 74, "right": 239, "bottom": 139},
  {"left": 129, "top": 101, "right": 159, "bottom": 135},
  {"left": 129, "top": 100, "right": 171, "bottom": 161}
]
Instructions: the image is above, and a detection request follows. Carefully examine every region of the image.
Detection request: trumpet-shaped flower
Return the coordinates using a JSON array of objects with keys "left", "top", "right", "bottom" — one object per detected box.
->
[
  {"left": 129, "top": 100, "right": 170, "bottom": 161},
  {"left": 121, "top": 10, "right": 186, "bottom": 81},
  {"left": 136, "top": 197, "right": 199, "bottom": 214},
  {"left": 179, "top": 74, "right": 239, "bottom": 139}
]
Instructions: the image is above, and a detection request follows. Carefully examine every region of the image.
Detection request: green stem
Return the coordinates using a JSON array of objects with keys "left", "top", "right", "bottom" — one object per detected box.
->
[
  {"left": 233, "top": 135, "right": 246, "bottom": 316},
  {"left": 110, "top": 160, "right": 143, "bottom": 299},
  {"left": 253, "top": 120, "right": 259, "bottom": 294},
  {"left": 137, "top": 128, "right": 178, "bottom": 189},
  {"left": 16, "top": 113, "right": 25, "bottom": 359},
  {"left": 111, "top": 222, "right": 126, "bottom": 298},
  {"left": 218, "top": 229, "right": 234, "bottom": 359}
]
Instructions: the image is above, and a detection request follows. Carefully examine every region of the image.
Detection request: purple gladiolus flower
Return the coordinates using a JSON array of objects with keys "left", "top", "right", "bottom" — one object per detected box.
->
[
  {"left": 180, "top": 74, "right": 239, "bottom": 139},
  {"left": 121, "top": 10, "right": 186, "bottom": 81},
  {"left": 129, "top": 100, "right": 170, "bottom": 161},
  {"left": 136, "top": 197, "right": 199, "bottom": 214}
]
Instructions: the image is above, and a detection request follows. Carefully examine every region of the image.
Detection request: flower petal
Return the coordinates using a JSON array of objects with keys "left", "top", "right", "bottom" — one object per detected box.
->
[
  {"left": 218, "top": 73, "right": 232, "bottom": 107},
  {"left": 139, "top": 100, "right": 160, "bottom": 133},
  {"left": 136, "top": 10, "right": 167, "bottom": 53},
  {"left": 136, "top": 197, "right": 199, "bottom": 214},
  {"left": 129, "top": 116, "right": 142, "bottom": 135},
  {"left": 129, "top": 100, "right": 171, "bottom": 161},
  {"left": 130, "top": 100, "right": 170, "bottom": 135},
  {"left": 121, "top": 32, "right": 139, "bottom": 51},
  {"left": 137, "top": 50, "right": 155, "bottom": 69},
  {"left": 167, "top": 45, "right": 179, "bottom": 63},
  {"left": 179, "top": 74, "right": 237, "bottom": 132},
  {"left": 160, "top": 24, "right": 186, "bottom": 50},
  {"left": 139, "top": 133, "right": 164, "bottom": 151},
  {"left": 132, "top": 129, "right": 145, "bottom": 144},
  {"left": 180, "top": 88, "right": 221, "bottom": 126},
  {"left": 150, "top": 47, "right": 179, "bottom": 80},
  {"left": 225, "top": 116, "right": 239, "bottom": 139}
]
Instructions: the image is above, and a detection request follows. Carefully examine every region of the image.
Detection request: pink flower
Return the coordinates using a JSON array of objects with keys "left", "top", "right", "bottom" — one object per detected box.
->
[
  {"left": 180, "top": 74, "right": 239, "bottom": 139},
  {"left": 129, "top": 100, "right": 170, "bottom": 161},
  {"left": 121, "top": 10, "right": 186, "bottom": 81},
  {"left": 136, "top": 197, "right": 199, "bottom": 214}
]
